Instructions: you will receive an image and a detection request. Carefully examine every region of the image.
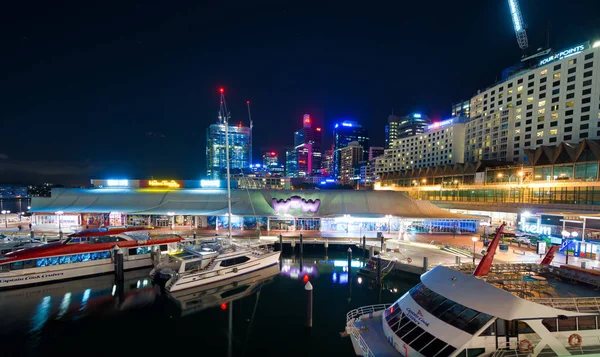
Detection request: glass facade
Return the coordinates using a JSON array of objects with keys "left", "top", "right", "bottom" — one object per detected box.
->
[
  {"left": 408, "top": 283, "right": 493, "bottom": 334},
  {"left": 384, "top": 302, "right": 457, "bottom": 357},
  {"left": 206, "top": 123, "right": 251, "bottom": 180}
]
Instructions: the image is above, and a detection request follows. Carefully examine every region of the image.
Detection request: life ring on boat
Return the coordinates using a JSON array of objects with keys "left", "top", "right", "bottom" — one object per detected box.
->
[
  {"left": 233, "top": 267, "right": 238, "bottom": 273},
  {"left": 569, "top": 333, "right": 582, "bottom": 348},
  {"left": 518, "top": 339, "right": 533, "bottom": 353},
  {"left": 407, "top": 257, "right": 412, "bottom": 264}
]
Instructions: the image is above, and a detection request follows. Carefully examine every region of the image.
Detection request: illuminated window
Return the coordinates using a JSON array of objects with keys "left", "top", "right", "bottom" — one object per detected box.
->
[
  {"left": 516, "top": 108, "right": 522, "bottom": 113},
  {"left": 538, "top": 116, "right": 545, "bottom": 122},
  {"left": 551, "top": 105, "right": 559, "bottom": 111},
  {"left": 566, "top": 101, "right": 575, "bottom": 108},
  {"left": 540, "top": 69, "right": 548, "bottom": 76},
  {"left": 553, "top": 72, "right": 561, "bottom": 79},
  {"left": 517, "top": 85, "right": 523, "bottom": 92},
  {"left": 551, "top": 113, "right": 559, "bottom": 119},
  {"left": 538, "top": 100, "right": 546, "bottom": 107},
  {"left": 537, "top": 131, "right": 544, "bottom": 138},
  {"left": 550, "top": 129, "right": 558, "bottom": 135},
  {"left": 508, "top": 89, "right": 513, "bottom": 95},
  {"left": 515, "top": 129, "right": 521, "bottom": 135},
  {"left": 538, "top": 108, "right": 545, "bottom": 114},
  {"left": 516, "top": 115, "right": 522, "bottom": 120},
  {"left": 527, "top": 97, "right": 533, "bottom": 103}
]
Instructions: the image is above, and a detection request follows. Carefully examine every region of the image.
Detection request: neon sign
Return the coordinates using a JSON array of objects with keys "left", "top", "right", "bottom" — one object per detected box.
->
[
  {"left": 342, "top": 122, "right": 353, "bottom": 127},
  {"left": 200, "top": 180, "right": 220, "bottom": 188},
  {"left": 523, "top": 224, "right": 551, "bottom": 236},
  {"left": 413, "top": 113, "right": 422, "bottom": 119},
  {"left": 148, "top": 180, "right": 180, "bottom": 188},
  {"left": 106, "top": 179, "right": 128, "bottom": 187},
  {"left": 539, "top": 44, "right": 587, "bottom": 66},
  {"left": 427, "top": 119, "right": 453, "bottom": 131},
  {"left": 272, "top": 196, "right": 321, "bottom": 213}
]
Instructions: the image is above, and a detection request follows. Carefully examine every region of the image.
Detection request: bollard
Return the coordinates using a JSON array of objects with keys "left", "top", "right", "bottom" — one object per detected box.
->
[
  {"left": 324, "top": 239, "right": 329, "bottom": 255},
  {"left": 305, "top": 281, "right": 313, "bottom": 328},
  {"left": 455, "top": 256, "right": 461, "bottom": 266},
  {"left": 279, "top": 234, "right": 283, "bottom": 252},
  {"left": 300, "top": 233, "right": 304, "bottom": 256},
  {"left": 423, "top": 257, "right": 429, "bottom": 273},
  {"left": 347, "top": 248, "right": 352, "bottom": 277},
  {"left": 30, "top": 230, "right": 34, "bottom": 239},
  {"left": 59, "top": 231, "right": 63, "bottom": 240},
  {"left": 369, "top": 246, "right": 374, "bottom": 259},
  {"left": 41, "top": 234, "right": 46, "bottom": 243},
  {"left": 114, "top": 245, "right": 124, "bottom": 281},
  {"left": 362, "top": 235, "right": 366, "bottom": 251},
  {"left": 193, "top": 231, "right": 197, "bottom": 240}
]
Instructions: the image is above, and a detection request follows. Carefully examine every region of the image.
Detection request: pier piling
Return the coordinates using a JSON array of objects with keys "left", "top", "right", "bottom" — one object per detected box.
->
[
  {"left": 423, "top": 257, "right": 429, "bottom": 273},
  {"left": 279, "top": 234, "right": 283, "bottom": 252},
  {"left": 114, "top": 245, "right": 124, "bottom": 281},
  {"left": 324, "top": 239, "right": 328, "bottom": 255},
  {"left": 305, "top": 281, "right": 313, "bottom": 328},
  {"left": 347, "top": 248, "right": 352, "bottom": 277},
  {"left": 299, "top": 233, "right": 304, "bottom": 256},
  {"left": 376, "top": 254, "right": 382, "bottom": 285},
  {"left": 30, "top": 230, "right": 34, "bottom": 239},
  {"left": 193, "top": 231, "right": 197, "bottom": 240},
  {"left": 369, "top": 246, "right": 374, "bottom": 259}
]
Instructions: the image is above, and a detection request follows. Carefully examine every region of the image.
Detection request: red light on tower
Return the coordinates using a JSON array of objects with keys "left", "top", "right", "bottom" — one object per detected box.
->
[
  {"left": 270, "top": 152, "right": 276, "bottom": 156},
  {"left": 316, "top": 128, "right": 322, "bottom": 132},
  {"left": 220, "top": 302, "right": 228, "bottom": 310},
  {"left": 219, "top": 88, "right": 224, "bottom": 94},
  {"left": 246, "top": 100, "right": 250, "bottom": 104}
]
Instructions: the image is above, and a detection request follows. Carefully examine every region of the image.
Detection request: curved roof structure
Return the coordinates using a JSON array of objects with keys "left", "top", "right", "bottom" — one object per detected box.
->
[{"left": 31, "top": 188, "right": 478, "bottom": 220}]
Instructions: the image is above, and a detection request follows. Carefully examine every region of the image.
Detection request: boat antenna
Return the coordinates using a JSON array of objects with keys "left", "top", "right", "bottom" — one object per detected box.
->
[
  {"left": 219, "top": 87, "right": 233, "bottom": 244},
  {"left": 239, "top": 168, "right": 259, "bottom": 242},
  {"left": 473, "top": 223, "right": 506, "bottom": 276}
]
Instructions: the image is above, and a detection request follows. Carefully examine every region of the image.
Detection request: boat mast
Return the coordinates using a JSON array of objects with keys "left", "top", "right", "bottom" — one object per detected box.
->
[{"left": 219, "top": 88, "right": 233, "bottom": 243}]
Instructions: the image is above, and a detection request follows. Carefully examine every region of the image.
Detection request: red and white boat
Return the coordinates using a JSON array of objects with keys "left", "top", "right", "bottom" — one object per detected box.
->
[{"left": 0, "top": 226, "right": 182, "bottom": 289}]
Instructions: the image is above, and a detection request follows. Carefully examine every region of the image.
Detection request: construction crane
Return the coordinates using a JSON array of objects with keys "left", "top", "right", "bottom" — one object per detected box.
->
[
  {"left": 246, "top": 100, "right": 253, "bottom": 168},
  {"left": 508, "top": 0, "right": 528, "bottom": 50}
]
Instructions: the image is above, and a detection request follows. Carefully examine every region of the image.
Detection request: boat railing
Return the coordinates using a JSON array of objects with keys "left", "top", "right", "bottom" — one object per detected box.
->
[
  {"left": 490, "top": 338, "right": 542, "bottom": 357},
  {"left": 345, "top": 304, "right": 390, "bottom": 357}
]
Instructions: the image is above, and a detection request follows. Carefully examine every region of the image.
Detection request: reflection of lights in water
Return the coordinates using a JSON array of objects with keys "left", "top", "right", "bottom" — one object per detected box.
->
[
  {"left": 332, "top": 272, "right": 337, "bottom": 283},
  {"left": 112, "top": 285, "right": 116, "bottom": 296},
  {"left": 393, "top": 288, "right": 398, "bottom": 293},
  {"left": 281, "top": 264, "right": 318, "bottom": 280},
  {"left": 357, "top": 277, "right": 363, "bottom": 284},
  {"left": 56, "top": 293, "right": 72, "bottom": 320},
  {"left": 30, "top": 296, "right": 51, "bottom": 333},
  {"left": 137, "top": 280, "right": 141, "bottom": 289},
  {"left": 303, "top": 274, "right": 309, "bottom": 283},
  {"left": 331, "top": 271, "right": 348, "bottom": 285},
  {"left": 339, "top": 273, "right": 348, "bottom": 284},
  {"left": 143, "top": 279, "right": 148, "bottom": 287},
  {"left": 333, "top": 260, "right": 363, "bottom": 268},
  {"left": 80, "top": 289, "right": 91, "bottom": 311}
]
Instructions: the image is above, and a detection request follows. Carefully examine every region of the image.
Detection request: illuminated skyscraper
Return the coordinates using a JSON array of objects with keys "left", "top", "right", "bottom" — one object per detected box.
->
[
  {"left": 333, "top": 120, "right": 369, "bottom": 180},
  {"left": 291, "top": 114, "right": 322, "bottom": 177},
  {"left": 206, "top": 121, "right": 251, "bottom": 180}
]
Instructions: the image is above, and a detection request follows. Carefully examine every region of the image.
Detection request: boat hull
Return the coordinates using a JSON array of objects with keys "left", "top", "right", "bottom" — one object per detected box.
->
[
  {"left": 167, "top": 251, "right": 281, "bottom": 293},
  {"left": 0, "top": 255, "right": 154, "bottom": 289}
]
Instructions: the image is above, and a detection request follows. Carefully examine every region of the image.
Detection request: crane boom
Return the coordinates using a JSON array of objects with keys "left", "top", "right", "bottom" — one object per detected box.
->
[{"left": 508, "top": 0, "right": 529, "bottom": 50}]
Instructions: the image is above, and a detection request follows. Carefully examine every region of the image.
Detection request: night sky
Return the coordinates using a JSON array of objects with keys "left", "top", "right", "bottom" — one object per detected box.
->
[{"left": 2, "top": 0, "right": 600, "bottom": 185}]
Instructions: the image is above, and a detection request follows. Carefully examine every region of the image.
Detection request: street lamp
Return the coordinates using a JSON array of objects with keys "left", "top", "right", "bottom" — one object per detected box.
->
[
  {"left": 497, "top": 173, "right": 503, "bottom": 183},
  {"left": 421, "top": 178, "right": 427, "bottom": 185},
  {"left": 472, "top": 236, "right": 478, "bottom": 264},
  {"left": 517, "top": 171, "right": 524, "bottom": 185},
  {"left": 1, "top": 210, "right": 10, "bottom": 228},
  {"left": 55, "top": 211, "right": 64, "bottom": 234}
]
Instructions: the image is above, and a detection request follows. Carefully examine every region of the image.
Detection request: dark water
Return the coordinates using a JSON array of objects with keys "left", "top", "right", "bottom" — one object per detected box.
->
[{"left": 0, "top": 246, "right": 419, "bottom": 357}]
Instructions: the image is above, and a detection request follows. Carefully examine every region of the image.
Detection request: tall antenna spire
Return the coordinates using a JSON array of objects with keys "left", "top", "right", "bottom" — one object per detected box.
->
[{"left": 247, "top": 100, "right": 253, "bottom": 168}]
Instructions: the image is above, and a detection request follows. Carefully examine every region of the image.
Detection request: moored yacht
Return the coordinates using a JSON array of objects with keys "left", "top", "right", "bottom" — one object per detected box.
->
[
  {"left": 0, "top": 234, "right": 46, "bottom": 256},
  {"left": 150, "top": 239, "right": 280, "bottom": 293},
  {"left": 0, "top": 227, "right": 182, "bottom": 289},
  {"left": 346, "top": 224, "right": 600, "bottom": 357}
]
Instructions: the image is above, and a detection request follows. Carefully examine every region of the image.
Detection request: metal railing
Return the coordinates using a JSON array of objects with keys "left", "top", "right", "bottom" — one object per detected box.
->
[
  {"left": 345, "top": 304, "right": 390, "bottom": 357},
  {"left": 490, "top": 339, "right": 542, "bottom": 357}
]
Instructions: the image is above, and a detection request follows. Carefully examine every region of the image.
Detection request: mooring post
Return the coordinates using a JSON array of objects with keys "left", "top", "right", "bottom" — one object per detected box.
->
[
  {"left": 299, "top": 233, "right": 304, "bottom": 256},
  {"left": 347, "top": 248, "right": 352, "bottom": 277},
  {"left": 362, "top": 235, "right": 366, "bottom": 251},
  {"left": 193, "top": 231, "right": 197, "bottom": 240},
  {"left": 279, "top": 233, "right": 283, "bottom": 252},
  {"left": 305, "top": 281, "right": 313, "bottom": 328},
  {"left": 30, "top": 230, "right": 34, "bottom": 239},
  {"left": 369, "top": 246, "right": 374, "bottom": 259},
  {"left": 423, "top": 257, "right": 429, "bottom": 273},
  {"left": 114, "top": 245, "right": 124, "bottom": 281},
  {"left": 377, "top": 254, "right": 382, "bottom": 285}
]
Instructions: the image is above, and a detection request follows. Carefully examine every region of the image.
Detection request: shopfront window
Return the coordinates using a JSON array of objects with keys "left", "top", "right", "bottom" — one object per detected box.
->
[
  {"left": 554, "top": 165, "right": 573, "bottom": 180},
  {"left": 575, "top": 163, "right": 598, "bottom": 181},
  {"left": 534, "top": 167, "right": 552, "bottom": 181}
]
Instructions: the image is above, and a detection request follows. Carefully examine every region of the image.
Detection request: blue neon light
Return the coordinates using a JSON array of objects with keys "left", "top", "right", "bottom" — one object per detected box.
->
[
  {"left": 335, "top": 124, "right": 339, "bottom": 128},
  {"left": 413, "top": 113, "right": 422, "bottom": 119},
  {"left": 342, "top": 122, "right": 353, "bottom": 127}
]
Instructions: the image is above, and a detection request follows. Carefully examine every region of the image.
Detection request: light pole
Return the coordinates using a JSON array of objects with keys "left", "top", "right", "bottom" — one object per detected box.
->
[
  {"left": 517, "top": 171, "right": 524, "bottom": 185},
  {"left": 55, "top": 211, "right": 64, "bottom": 234},
  {"left": 497, "top": 173, "right": 503, "bottom": 183},
  {"left": 1, "top": 210, "right": 10, "bottom": 228},
  {"left": 472, "top": 236, "right": 478, "bottom": 264}
]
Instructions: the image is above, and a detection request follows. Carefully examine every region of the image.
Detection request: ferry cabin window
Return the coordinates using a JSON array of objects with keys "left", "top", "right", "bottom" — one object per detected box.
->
[
  {"left": 129, "top": 246, "right": 152, "bottom": 256},
  {"left": 542, "top": 318, "right": 557, "bottom": 332},
  {"left": 35, "top": 251, "right": 111, "bottom": 267},
  {"left": 184, "top": 260, "right": 204, "bottom": 271},
  {"left": 0, "top": 264, "right": 9, "bottom": 272},
  {"left": 10, "top": 261, "right": 24, "bottom": 270},
  {"left": 160, "top": 244, "right": 168, "bottom": 252},
  {"left": 220, "top": 256, "right": 250, "bottom": 267},
  {"left": 558, "top": 317, "right": 577, "bottom": 332},
  {"left": 578, "top": 316, "right": 597, "bottom": 330},
  {"left": 409, "top": 283, "right": 493, "bottom": 334}
]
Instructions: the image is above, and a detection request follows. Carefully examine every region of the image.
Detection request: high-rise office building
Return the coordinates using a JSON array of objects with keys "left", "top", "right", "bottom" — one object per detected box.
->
[
  {"left": 452, "top": 100, "right": 471, "bottom": 118},
  {"left": 321, "top": 148, "right": 334, "bottom": 177},
  {"left": 385, "top": 115, "right": 400, "bottom": 149},
  {"left": 262, "top": 151, "right": 278, "bottom": 167},
  {"left": 292, "top": 114, "right": 322, "bottom": 177},
  {"left": 467, "top": 40, "right": 600, "bottom": 163},
  {"left": 333, "top": 120, "right": 369, "bottom": 180},
  {"left": 206, "top": 122, "right": 251, "bottom": 180},
  {"left": 285, "top": 149, "right": 298, "bottom": 178},
  {"left": 339, "top": 141, "right": 364, "bottom": 185},
  {"left": 369, "top": 147, "right": 385, "bottom": 161},
  {"left": 386, "top": 113, "right": 430, "bottom": 148}
]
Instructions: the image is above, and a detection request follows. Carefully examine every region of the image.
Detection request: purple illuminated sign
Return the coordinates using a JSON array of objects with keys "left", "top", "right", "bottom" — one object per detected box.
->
[{"left": 272, "top": 196, "right": 321, "bottom": 213}]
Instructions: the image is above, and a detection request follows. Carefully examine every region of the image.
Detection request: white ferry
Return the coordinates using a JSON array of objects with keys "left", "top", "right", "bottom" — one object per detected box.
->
[
  {"left": 0, "top": 226, "right": 182, "bottom": 289},
  {"left": 346, "top": 224, "right": 600, "bottom": 357},
  {"left": 150, "top": 239, "right": 280, "bottom": 293}
]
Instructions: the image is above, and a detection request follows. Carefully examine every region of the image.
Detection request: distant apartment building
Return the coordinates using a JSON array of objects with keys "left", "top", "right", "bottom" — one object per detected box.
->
[
  {"left": 333, "top": 120, "right": 369, "bottom": 180},
  {"left": 290, "top": 114, "right": 323, "bottom": 177},
  {"left": 340, "top": 141, "right": 364, "bottom": 184},
  {"left": 376, "top": 117, "right": 467, "bottom": 174},
  {"left": 452, "top": 100, "right": 471, "bottom": 118},
  {"left": 368, "top": 147, "right": 384, "bottom": 161}
]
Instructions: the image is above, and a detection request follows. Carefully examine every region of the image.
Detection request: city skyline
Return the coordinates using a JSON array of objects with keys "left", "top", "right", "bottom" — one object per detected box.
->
[{"left": 2, "top": 1, "right": 600, "bottom": 185}]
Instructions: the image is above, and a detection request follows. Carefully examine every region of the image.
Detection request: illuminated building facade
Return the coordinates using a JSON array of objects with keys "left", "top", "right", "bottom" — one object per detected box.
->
[
  {"left": 340, "top": 141, "right": 364, "bottom": 185},
  {"left": 467, "top": 40, "right": 600, "bottom": 164},
  {"left": 206, "top": 123, "right": 251, "bottom": 180},
  {"left": 376, "top": 117, "right": 467, "bottom": 174},
  {"left": 333, "top": 120, "right": 369, "bottom": 180},
  {"left": 452, "top": 100, "right": 470, "bottom": 118},
  {"left": 291, "top": 114, "right": 322, "bottom": 177}
]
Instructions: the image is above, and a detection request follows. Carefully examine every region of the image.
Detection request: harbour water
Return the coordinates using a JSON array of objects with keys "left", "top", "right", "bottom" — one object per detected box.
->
[{"left": 0, "top": 246, "right": 419, "bottom": 357}]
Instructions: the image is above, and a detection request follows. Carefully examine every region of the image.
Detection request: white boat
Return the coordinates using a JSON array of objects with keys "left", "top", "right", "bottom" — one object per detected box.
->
[
  {"left": 345, "top": 223, "right": 600, "bottom": 357},
  {"left": 151, "top": 240, "right": 280, "bottom": 293},
  {"left": 0, "top": 234, "right": 46, "bottom": 255},
  {"left": 0, "top": 228, "right": 182, "bottom": 289}
]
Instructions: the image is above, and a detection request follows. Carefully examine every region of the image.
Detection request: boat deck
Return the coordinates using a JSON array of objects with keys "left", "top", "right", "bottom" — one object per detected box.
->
[{"left": 352, "top": 314, "right": 398, "bottom": 357}]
